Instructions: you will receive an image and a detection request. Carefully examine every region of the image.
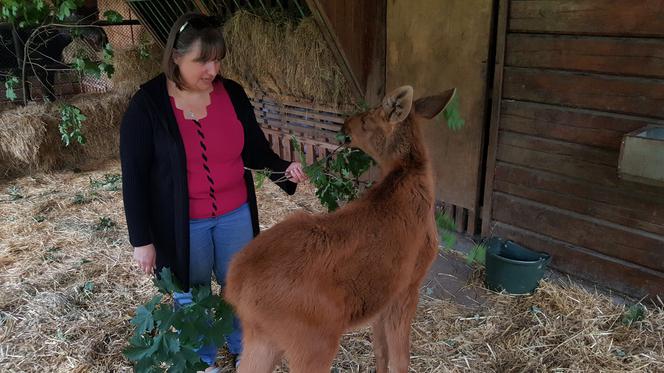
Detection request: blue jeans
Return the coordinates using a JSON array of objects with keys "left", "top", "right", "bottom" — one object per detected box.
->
[{"left": 173, "top": 202, "right": 252, "bottom": 365}]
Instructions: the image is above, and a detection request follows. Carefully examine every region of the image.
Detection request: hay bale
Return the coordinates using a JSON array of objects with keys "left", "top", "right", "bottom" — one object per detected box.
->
[
  {"left": 0, "top": 90, "right": 132, "bottom": 178},
  {"left": 68, "top": 88, "right": 133, "bottom": 162},
  {"left": 0, "top": 103, "right": 52, "bottom": 176},
  {"left": 221, "top": 11, "right": 354, "bottom": 106},
  {"left": 111, "top": 42, "right": 162, "bottom": 92}
]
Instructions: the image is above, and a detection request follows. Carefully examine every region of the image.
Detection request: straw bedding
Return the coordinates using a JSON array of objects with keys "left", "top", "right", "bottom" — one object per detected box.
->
[{"left": 0, "top": 161, "right": 661, "bottom": 372}]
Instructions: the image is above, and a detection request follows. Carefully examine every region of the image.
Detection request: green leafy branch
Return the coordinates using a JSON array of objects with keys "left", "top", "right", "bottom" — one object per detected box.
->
[
  {"left": 58, "top": 103, "right": 86, "bottom": 146},
  {"left": 4, "top": 74, "right": 19, "bottom": 101},
  {"left": 72, "top": 42, "right": 114, "bottom": 79},
  {"left": 124, "top": 268, "right": 234, "bottom": 372},
  {"left": 103, "top": 10, "right": 123, "bottom": 24},
  {"left": 293, "top": 135, "right": 373, "bottom": 211}
]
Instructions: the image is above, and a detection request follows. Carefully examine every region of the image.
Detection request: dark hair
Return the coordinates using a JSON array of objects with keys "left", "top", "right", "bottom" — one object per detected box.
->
[{"left": 162, "top": 12, "right": 226, "bottom": 90}]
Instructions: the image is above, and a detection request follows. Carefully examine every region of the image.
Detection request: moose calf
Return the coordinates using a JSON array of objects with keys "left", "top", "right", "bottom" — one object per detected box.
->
[{"left": 226, "top": 86, "right": 456, "bottom": 373}]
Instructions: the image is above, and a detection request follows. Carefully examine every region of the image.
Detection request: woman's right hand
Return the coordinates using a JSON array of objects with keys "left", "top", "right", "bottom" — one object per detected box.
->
[{"left": 133, "top": 244, "right": 156, "bottom": 275}]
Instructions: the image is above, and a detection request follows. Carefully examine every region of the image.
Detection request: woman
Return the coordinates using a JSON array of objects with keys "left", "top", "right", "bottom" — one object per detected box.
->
[{"left": 120, "top": 12, "right": 306, "bottom": 372}]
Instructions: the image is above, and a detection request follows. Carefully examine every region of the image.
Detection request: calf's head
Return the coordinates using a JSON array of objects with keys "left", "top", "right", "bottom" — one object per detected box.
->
[{"left": 342, "top": 86, "right": 457, "bottom": 166}]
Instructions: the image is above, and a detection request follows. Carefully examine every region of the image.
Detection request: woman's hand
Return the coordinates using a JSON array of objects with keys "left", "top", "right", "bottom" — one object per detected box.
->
[
  {"left": 285, "top": 162, "right": 307, "bottom": 183},
  {"left": 134, "top": 244, "right": 156, "bottom": 275}
]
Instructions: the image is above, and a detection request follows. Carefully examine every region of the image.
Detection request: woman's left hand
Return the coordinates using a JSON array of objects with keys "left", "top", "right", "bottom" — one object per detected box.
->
[{"left": 285, "top": 162, "right": 307, "bottom": 183}]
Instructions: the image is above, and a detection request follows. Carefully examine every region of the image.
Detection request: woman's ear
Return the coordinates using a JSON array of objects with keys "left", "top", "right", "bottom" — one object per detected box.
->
[{"left": 172, "top": 51, "right": 181, "bottom": 65}]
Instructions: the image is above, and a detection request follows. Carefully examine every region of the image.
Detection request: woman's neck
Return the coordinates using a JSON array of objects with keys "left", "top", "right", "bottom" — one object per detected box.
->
[{"left": 167, "top": 79, "right": 213, "bottom": 98}]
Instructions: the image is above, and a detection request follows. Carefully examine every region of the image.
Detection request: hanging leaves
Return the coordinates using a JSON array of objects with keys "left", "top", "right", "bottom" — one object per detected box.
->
[
  {"left": 4, "top": 75, "right": 18, "bottom": 101},
  {"left": 58, "top": 104, "right": 86, "bottom": 146},
  {"left": 103, "top": 10, "right": 123, "bottom": 24}
]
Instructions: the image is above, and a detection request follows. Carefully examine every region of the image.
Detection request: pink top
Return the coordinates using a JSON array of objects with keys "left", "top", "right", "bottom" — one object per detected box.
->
[{"left": 169, "top": 80, "right": 248, "bottom": 219}]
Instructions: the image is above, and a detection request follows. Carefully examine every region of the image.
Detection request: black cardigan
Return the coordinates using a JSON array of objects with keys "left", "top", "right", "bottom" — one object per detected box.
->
[{"left": 120, "top": 74, "right": 296, "bottom": 289}]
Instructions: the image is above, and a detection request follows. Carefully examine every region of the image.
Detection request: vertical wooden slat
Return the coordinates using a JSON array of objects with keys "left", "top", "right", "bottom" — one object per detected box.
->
[
  {"left": 481, "top": 0, "right": 510, "bottom": 235},
  {"left": 455, "top": 207, "right": 466, "bottom": 233},
  {"left": 444, "top": 204, "right": 454, "bottom": 218},
  {"left": 281, "top": 135, "right": 292, "bottom": 161},
  {"left": 304, "top": 143, "right": 315, "bottom": 165},
  {"left": 467, "top": 210, "right": 477, "bottom": 236}
]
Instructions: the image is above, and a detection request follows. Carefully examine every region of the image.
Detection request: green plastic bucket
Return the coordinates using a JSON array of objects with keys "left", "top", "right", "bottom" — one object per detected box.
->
[{"left": 485, "top": 238, "right": 551, "bottom": 295}]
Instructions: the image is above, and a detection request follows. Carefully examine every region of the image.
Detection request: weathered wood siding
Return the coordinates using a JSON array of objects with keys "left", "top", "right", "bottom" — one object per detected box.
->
[{"left": 484, "top": 0, "right": 664, "bottom": 297}]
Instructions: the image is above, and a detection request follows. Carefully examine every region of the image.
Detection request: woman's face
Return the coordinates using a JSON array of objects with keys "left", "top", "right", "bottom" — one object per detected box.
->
[{"left": 173, "top": 40, "right": 220, "bottom": 91}]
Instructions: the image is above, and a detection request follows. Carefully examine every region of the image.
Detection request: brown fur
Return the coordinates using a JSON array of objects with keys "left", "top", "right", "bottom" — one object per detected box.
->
[{"left": 226, "top": 86, "right": 456, "bottom": 373}]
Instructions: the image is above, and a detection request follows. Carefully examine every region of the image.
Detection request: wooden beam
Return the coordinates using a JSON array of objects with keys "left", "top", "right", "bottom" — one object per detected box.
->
[
  {"left": 481, "top": 0, "right": 510, "bottom": 235},
  {"left": 304, "top": 0, "right": 365, "bottom": 102},
  {"left": 363, "top": 0, "right": 386, "bottom": 105}
]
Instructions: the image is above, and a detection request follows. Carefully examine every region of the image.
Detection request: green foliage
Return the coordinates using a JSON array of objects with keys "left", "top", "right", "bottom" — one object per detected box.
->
[
  {"left": 435, "top": 210, "right": 457, "bottom": 250},
  {"left": 103, "top": 10, "right": 123, "bottom": 23},
  {"left": 94, "top": 216, "right": 115, "bottom": 231},
  {"left": 138, "top": 33, "right": 153, "bottom": 60},
  {"left": 441, "top": 92, "right": 465, "bottom": 131},
  {"left": 58, "top": 104, "right": 86, "bottom": 146},
  {"left": 99, "top": 43, "right": 115, "bottom": 78},
  {"left": 80, "top": 280, "right": 95, "bottom": 296},
  {"left": 466, "top": 243, "right": 487, "bottom": 266},
  {"left": 622, "top": 304, "right": 646, "bottom": 326},
  {"left": 436, "top": 210, "right": 486, "bottom": 265},
  {"left": 124, "top": 268, "right": 235, "bottom": 372},
  {"left": 4, "top": 75, "right": 18, "bottom": 101},
  {"left": 7, "top": 185, "right": 23, "bottom": 200},
  {"left": 90, "top": 173, "right": 122, "bottom": 191},
  {"left": 0, "top": 0, "right": 49, "bottom": 28},
  {"left": 55, "top": 0, "right": 82, "bottom": 21},
  {"left": 291, "top": 136, "right": 373, "bottom": 211},
  {"left": 73, "top": 43, "right": 114, "bottom": 79},
  {"left": 254, "top": 169, "right": 270, "bottom": 189}
]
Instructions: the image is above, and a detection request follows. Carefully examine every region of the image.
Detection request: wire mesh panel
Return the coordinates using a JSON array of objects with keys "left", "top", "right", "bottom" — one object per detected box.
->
[{"left": 126, "top": 0, "right": 198, "bottom": 45}]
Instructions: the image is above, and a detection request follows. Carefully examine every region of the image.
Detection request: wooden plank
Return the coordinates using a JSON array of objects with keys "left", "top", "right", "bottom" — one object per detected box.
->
[
  {"left": 481, "top": 0, "right": 510, "bottom": 235},
  {"left": 496, "top": 142, "right": 664, "bottom": 198},
  {"left": 506, "top": 34, "right": 664, "bottom": 79},
  {"left": 500, "top": 101, "right": 656, "bottom": 150},
  {"left": 280, "top": 107, "right": 345, "bottom": 126},
  {"left": 509, "top": 0, "right": 664, "bottom": 37},
  {"left": 493, "top": 222, "right": 664, "bottom": 297},
  {"left": 499, "top": 130, "right": 618, "bottom": 167},
  {"left": 494, "top": 162, "right": 664, "bottom": 221},
  {"left": 494, "top": 179, "right": 664, "bottom": 236},
  {"left": 467, "top": 211, "right": 477, "bottom": 236},
  {"left": 492, "top": 192, "right": 664, "bottom": 272},
  {"left": 455, "top": 207, "right": 466, "bottom": 233},
  {"left": 304, "top": 0, "right": 364, "bottom": 101},
  {"left": 497, "top": 141, "right": 614, "bottom": 187},
  {"left": 261, "top": 127, "right": 339, "bottom": 150},
  {"left": 304, "top": 143, "right": 315, "bottom": 165},
  {"left": 503, "top": 67, "right": 664, "bottom": 119},
  {"left": 281, "top": 136, "right": 292, "bottom": 161}
]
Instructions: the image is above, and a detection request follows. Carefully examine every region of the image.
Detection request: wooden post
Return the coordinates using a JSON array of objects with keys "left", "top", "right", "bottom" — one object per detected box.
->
[{"left": 481, "top": 0, "right": 510, "bottom": 236}]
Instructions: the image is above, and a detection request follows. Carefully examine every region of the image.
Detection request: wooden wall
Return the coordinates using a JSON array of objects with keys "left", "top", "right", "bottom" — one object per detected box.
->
[
  {"left": 387, "top": 0, "right": 495, "bottom": 234},
  {"left": 484, "top": 0, "right": 664, "bottom": 297}
]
